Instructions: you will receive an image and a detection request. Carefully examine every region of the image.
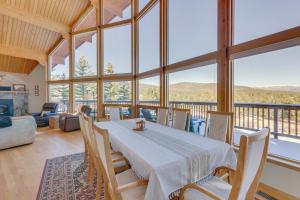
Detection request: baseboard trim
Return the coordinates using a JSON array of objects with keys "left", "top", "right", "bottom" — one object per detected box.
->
[{"left": 258, "top": 183, "right": 300, "bottom": 200}]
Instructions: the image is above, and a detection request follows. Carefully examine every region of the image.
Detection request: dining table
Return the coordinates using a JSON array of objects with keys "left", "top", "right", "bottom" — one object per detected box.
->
[{"left": 94, "top": 118, "right": 237, "bottom": 200}]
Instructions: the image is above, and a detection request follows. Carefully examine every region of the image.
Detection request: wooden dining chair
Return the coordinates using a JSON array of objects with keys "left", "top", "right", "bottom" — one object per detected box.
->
[
  {"left": 78, "top": 112, "right": 90, "bottom": 168},
  {"left": 108, "top": 107, "right": 123, "bottom": 121},
  {"left": 81, "top": 114, "right": 130, "bottom": 186},
  {"left": 179, "top": 128, "right": 270, "bottom": 200},
  {"left": 204, "top": 111, "right": 234, "bottom": 144},
  {"left": 172, "top": 108, "right": 191, "bottom": 131},
  {"left": 93, "top": 124, "right": 149, "bottom": 200},
  {"left": 157, "top": 107, "right": 169, "bottom": 126}
]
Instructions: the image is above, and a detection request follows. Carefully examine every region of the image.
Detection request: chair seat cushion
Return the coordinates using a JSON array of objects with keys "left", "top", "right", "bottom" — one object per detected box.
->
[
  {"left": 116, "top": 169, "right": 147, "bottom": 200},
  {"left": 184, "top": 176, "right": 232, "bottom": 200}
]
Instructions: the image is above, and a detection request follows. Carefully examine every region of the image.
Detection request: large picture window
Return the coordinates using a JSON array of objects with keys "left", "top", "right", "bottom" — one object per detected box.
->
[
  {"left": 49, "top": 40, "right": 69, "bottom": 80},
  {"left": 74, "top": 82, "right": 97, "bottom": 117},
  {"left": 74, "top": 32, "right": 97, "bottom": 78},
  {"left": 168, "top": 0, "right": 217, "bottom": 64},
  {"left": 104, "top": 25, "right": 131, "bottom": 74},
  {"left": 138, "top": 3, "right": 160, "bottom": 73},
  {"left": 234, "top": 0, "right": 300, "bottom": 44},
  {"left": 48, "top": 84, "right": 70, "bottom": 112},
  {"left": 233, "top": 46, "right": 300, "bottom": 160},
  {"left": 168, "top": 64, "right": 217, "bottom": 133},
  {"left": 138, "top": 76, "right": 160, "bottom": 105},
  {"left": 104, "top": 81, "right": 132, "bottom": 103}
]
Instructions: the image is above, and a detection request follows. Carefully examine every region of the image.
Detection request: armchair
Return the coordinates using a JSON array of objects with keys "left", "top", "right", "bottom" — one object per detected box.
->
[
  {"left": 59, "top": 105, "right": 91, "bottom": 132},
  {"left": 32, "top": 103, "right": 58, "bottom": 127}
]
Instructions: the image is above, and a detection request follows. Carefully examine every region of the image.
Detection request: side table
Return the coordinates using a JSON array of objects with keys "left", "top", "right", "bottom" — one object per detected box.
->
[{"left": 49, "top": 115, "right": 59, "bottom": 129}]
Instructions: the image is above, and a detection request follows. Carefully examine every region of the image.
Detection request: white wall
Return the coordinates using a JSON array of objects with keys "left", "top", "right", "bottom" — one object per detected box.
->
[{"left": 0, "top": 65, "right": 46, "bottom": 113}]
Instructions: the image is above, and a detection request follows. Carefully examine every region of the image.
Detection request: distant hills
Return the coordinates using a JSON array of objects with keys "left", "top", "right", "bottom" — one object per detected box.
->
[{"left": 139, "top": 82, "right": 300, "bottom": 104}]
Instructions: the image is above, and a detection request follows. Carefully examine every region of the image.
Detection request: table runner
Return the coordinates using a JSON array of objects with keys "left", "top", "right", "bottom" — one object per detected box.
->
[
  {"left": 95, "top": 119, "right": 237, "bottom": 200},
  {"left": 117, "top": 120, "right": 210, "bottom": 183}
]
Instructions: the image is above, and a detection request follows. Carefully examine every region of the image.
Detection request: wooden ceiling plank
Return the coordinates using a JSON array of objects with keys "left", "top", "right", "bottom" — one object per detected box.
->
[{"left": 0, "top": 2, "right": 70, "bottom": 34}]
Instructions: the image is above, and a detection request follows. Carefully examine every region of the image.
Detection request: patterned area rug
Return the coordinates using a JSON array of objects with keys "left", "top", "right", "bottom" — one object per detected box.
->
[{"left": 37, "top": 153, "right": 103, "bottom": 200}]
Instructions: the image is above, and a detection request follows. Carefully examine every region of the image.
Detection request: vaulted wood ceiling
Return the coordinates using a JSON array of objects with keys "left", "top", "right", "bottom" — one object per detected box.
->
[
  {"left": 0, "top": 0, "right": 131, "bottom": 74},
  {"left": 0, "top": 0, "right": 89, "bottom": 74}
]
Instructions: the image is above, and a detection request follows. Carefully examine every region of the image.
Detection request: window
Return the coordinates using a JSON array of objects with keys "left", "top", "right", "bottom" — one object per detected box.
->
[
  {"left": 103, "top": 1, "right": 131, "bottom": 24},
  {"left": 73, "top": 8, "right": 97, "bottom": 32},
  {"left": 168, "top": 64, "right": 217, "bottom": 133},
  {"left": 74, "top": 82, "right": 97, "bottom": 117},
  {"left": 234, "top": 46, "right": 300, "bottom": 141},
  {"left": 138, "top": 3, "right": 160, "bottom": 73},
  {"left": 234, "top": 0, "right": 300, "bottom": 44},
  {"left": 104, "top": 25, "right": 131, "bottom": 74},
  {"left": 168, "top": 0, "right": 217, "bottom": 64},
  {"left": 168, "top": 65, "right": 217, "bottom": 102},
  {"left": 74, "top": 32, "right": 97, "bottom": 78},
  {"left": 48, "top": 84, "right": 70, "bottom": 112},
  {"left": 138, "top": 0, "right": 151, "bottom": 11},
  {"left": 138, "top": 76, "right": 160, "bottom": 105},
  {"left": 104, "top": 81, "right": 132, "bottom": 103},
  {"left": 49, "top": 40, "right": 69, "bottom": 80}
]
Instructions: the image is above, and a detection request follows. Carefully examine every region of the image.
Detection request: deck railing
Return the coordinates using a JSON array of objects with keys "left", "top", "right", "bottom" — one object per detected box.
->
[
  {"left": 139, "top": 101, "right": 300, "bottom": 139},
  {"left": 55, "top": 99, "right": 300, "bottom": 139}
]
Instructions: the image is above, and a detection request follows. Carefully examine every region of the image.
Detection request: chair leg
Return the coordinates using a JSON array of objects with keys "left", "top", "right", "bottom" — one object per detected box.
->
[
  {"left": 96, "top": 172, "right": 103, "bottom": 200},
  {"left": 83, "top": 143, "right": 88, "bottom": 169},
  {"left": 87, "top": 160, "right": 95, "bottom": 185},
  {"left": 104, "top": 181, "right": 110, "bottom": 200},
  {"left": 86, "top": 155, "right": 94, "bottom": 183}
]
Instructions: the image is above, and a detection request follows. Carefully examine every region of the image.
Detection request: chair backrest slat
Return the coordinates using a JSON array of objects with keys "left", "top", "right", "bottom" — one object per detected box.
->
[
  {"left": 205, "top": 111, "right": 234, "bottom": 144},
  {"left": 108, "top": 107, "right": 122, "bottom": 121},
  {"left": 229, "top": 128, "right": 270, "bottom": 200},
  {"left": 157, "top": 107, "right": 168, "bottom": 126},
  {"left": 172, "top": 108, "right": 191, "bottom": 131},
  {"left": 92, "top": 124, "right": 122, "bottom": 200}
]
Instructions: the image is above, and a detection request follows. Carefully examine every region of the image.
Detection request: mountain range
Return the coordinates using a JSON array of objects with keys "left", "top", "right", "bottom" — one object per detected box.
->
[{"left": 139, "top": 82, "right": 300, "bottom": 104}]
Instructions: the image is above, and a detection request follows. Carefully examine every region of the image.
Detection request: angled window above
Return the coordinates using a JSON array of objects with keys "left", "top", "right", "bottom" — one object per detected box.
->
[
  {"left": 74, "top": 31, "right": 98, "bottom": 78},
  {"left": 138, "top": 2, "right": 160, "bottom": 73},
  {"left": 49, "top": 40, "right": 69, "bottom": 80},
  {"left": 73, "top": 7, "right": 97, "bottom": 32},
  {"left": 168, "top": 0, "right": 217, "bottom": 64},
  {"left": 103, "top": 25, "right": 131, "bottom": 75},
  {"left": 103, "top": 0, "right": 131, "bottom": 24}
]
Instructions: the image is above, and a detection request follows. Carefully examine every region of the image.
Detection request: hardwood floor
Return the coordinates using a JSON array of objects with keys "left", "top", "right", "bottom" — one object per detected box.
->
[{"left": 0, "top": 128, "right": 84, "bottom": 200}]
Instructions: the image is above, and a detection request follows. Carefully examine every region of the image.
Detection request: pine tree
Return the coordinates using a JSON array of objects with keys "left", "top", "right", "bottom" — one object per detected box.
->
[
  {"left": 74, "top": 56, "right": 95, "bottom": 100},
  {"left": 104, "top": 63, "right": 116, "bottom": 101},
  {"left": 117, "top": 82, "right": 130, "bottom": 101}
]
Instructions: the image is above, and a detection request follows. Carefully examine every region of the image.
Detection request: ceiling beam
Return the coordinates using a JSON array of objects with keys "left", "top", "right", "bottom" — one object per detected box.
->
[
  {"left": 0, "top": 2, "right": 70, "bottom": 34},
  {"left": 0, "top": 44, "right": 47, "bottom": 65}
]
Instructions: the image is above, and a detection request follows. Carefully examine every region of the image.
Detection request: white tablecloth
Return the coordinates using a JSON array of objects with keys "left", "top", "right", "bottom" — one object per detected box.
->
[{"left": 95, "top": 119, "right": 236, "bottom": 200}]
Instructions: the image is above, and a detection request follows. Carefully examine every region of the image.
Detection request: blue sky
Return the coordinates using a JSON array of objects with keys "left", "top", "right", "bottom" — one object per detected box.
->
[{"left": 52, "top": 0, "right": 300, "bottom": 87}]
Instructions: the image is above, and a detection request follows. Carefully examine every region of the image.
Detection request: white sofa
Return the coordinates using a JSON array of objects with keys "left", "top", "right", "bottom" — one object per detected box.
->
[{"left": 0, "top": 116, "right": 36, "bottom": 150}]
